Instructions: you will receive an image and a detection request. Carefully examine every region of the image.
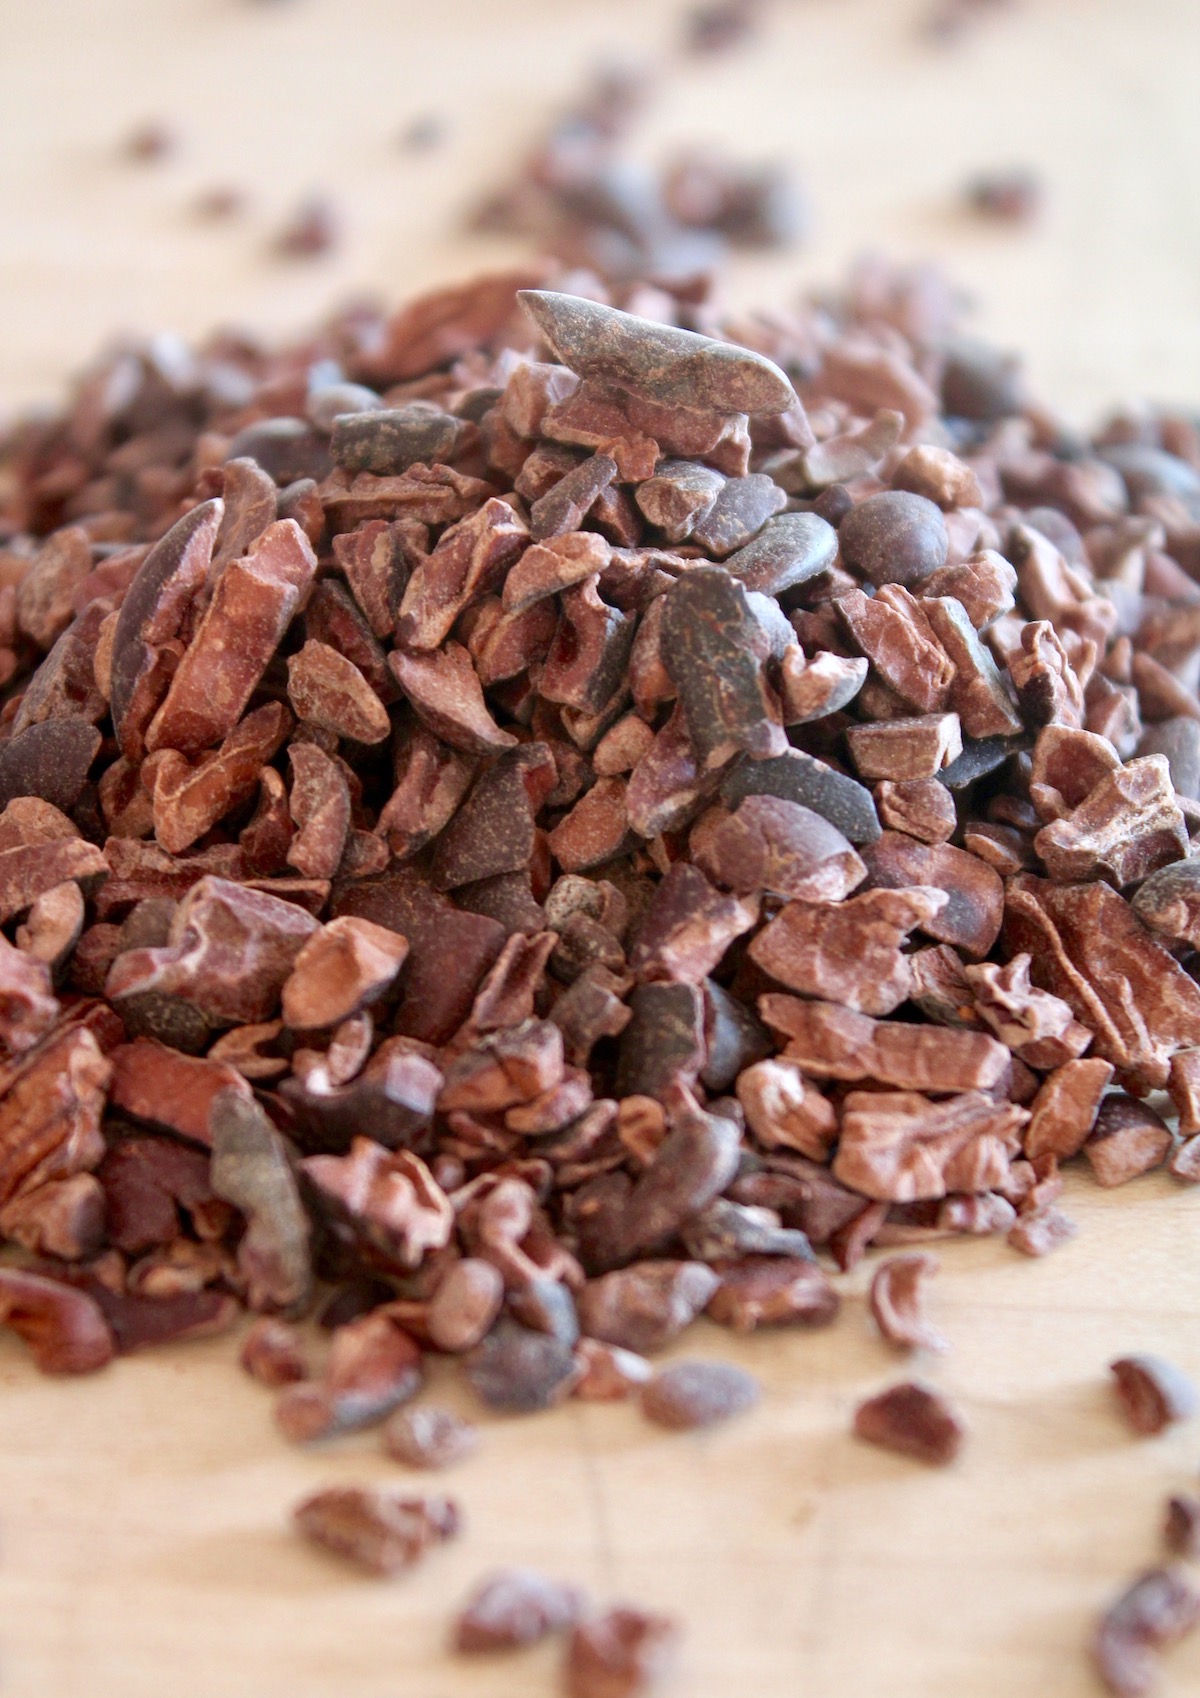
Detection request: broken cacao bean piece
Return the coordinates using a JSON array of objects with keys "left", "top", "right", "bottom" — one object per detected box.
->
[
  {"left": 853, "top": 1380, "right": 965, "bottom": 1465},
  {"left": 293, "top": 1486, "right": 460, "bottom": 1575},
  {"left": 1110, "top": 1355, "right": 1199, "bottom": 1436}
]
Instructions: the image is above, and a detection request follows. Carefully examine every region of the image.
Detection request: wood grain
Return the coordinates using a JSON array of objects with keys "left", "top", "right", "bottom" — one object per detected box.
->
[
  {"left": 0, "top": 1174, "right": 1198, "bottom": 1698},
  {"left": 3, "top": 2, "right": 1200, "bottom": 1694}
]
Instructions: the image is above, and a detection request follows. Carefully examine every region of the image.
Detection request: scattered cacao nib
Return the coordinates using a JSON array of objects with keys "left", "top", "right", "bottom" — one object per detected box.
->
[
  {"left": 963, "top": 953, "right": 1090, "bottom": 1066},
  {"left": 0, "top": 719, "right": 101, "bottom": 813},
  {"left": 613, "top": 1096, "right": 741, "bottom": 1260},
  {"left": 869, "top": 1253, "right": 947, "bottom": 1352},
  {"left": 572, "top": 1336, "right": 654, "bottom": 1400},
  {"left": 1007, "top": 1202, "right": 1079, "bottom": 1258},
  {"left": 0, "top": 1172, "right": 105, "bottom": 1261},
  {"left": 800, "top": 410, "right": 903, "bottom": 491},
  {"left": 100, "top": 1135, "right": 225, "bottom": 1254},
  {"left": 281, "top": 917, "right": 408, "bottom": 1029},
  {"left": 239, "top": 1316, "right": 308, "bottom": 1387},
  {"left": 454, "top": 1567, "right": 585, "bottom": 1652},
  {"left": 0, "top": 1023, "right": 110, "bottom": 1208},
  {"left": 1034, "top": 755, "right": 1187, "bottom": 884},
  {"left": 1132, "top": 857, "right": 1200, "bottom": 949},
  {"left": 431, "top": 742, "right": 555, "bottom": 890},
  {"left": 837, "top": 585, "right": 955, "bottom": 714},
  {"left": 862, "top": 831, "right": 1003, "bottom": 959},
  {"left": 615, "top": 981, "right": 706, "bottom": 1102},
  {"left": 873, "top": 777, "right": 957, "bottom": 845},
  {"left": 1110, "top": 1355, "right": 1199, "bottom": 1437},
  {"left": 1003, "top": 875, "right": 1200, "bottom": 1090},
  {"left": 303, "top": 1138, "right": 452, "bottom": 1270},
  {"left": 275, "top": 196, "right": 340, "bottom": 259},
  {"left": 293, "top": 1486, "right": 459, "bottom": 1574},
  {"left": 107, "top": 874, "right": 320, "bottom": 1027},
  {"left": 564, "top": 1607, "right": 681, "bottom": 1698},
  {"left": 426, "top": 1257, "right": 505, "bottom": 1353},
  {"left": 1092, "top": 1567, "right": 1200, "bottom": 1698},
  {"left": 640, "top": 1359, "right": 760, "bottom": 1429},
  {"left": 384, "top": 1404, "right": 480, "bottom": 1470},
  {"left": 967, "top": 167, "right": 1041, "bottom": 223},
  {"left": 735, "top": 1058, "right": 836, "bottom": 1158},
  {"left": 1164, "top": 1494, "right": 1200, "bottom": 1561},
  {"left": 107, "top": 1036, "right": 252, "bottom": 1147},
  {"left": 853, "top": 1380, "right": 965, "bottom": 1465},
  {"left": 720, "top": 748, "right": 881, "bottom": 845},
  {"left": 276, "top": 1310, "right": 423, "bottom": 1441},
  {"left": 692, "top": 795, "right": 865, "bottom": 902},
  {"left": 123, "top": 120, "right": 175, "bottom": 162}
]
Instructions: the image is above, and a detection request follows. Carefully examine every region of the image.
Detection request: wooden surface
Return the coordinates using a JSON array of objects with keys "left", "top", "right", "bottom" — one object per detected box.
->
[
  {"left": 3, "top": 0, "right": 1200, "bottom": 419},
  {"left": 2, "top": 1177, "right": 1200, "bottom": 1697},
  {"left": 4, "top": 2, "right": 1200, "bottom": 1694}
]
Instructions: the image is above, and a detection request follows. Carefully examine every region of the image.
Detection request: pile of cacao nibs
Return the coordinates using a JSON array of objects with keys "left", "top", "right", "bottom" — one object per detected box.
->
[{"left": 4, "top": 255, "right": 1200, "bottom": 1694}]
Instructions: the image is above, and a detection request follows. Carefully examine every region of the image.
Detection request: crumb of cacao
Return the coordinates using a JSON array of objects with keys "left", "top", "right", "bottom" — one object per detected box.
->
[
  {"left": 124, "top": 121, "right": 176, "bottom": 163},
  {"left": 1092, "top": 1566, "right": 1200, "bottom": 1698},
  {"left": 1110, "top": 1355, "right": 1199, "bottom": 1437},
  {"left": 640, "top": 1359, "right": 761, "bottom": 1430},
  {"left": 194, "top": 186, "right": 245, "bottom": 220},
  {"left": 274, "top": 196, "right": 340, "bottom": 259},
  {"left": 682, "top": 0, "right": 761, "bottom": 55},
  {"left": 853, "top": 1381, "right": 965, "bottom": 1465},
  {"left": 454, "top": 1567, "right": 585, "bottom": 1652},
  {"left": 293, "top": 1485, "right": 460, "bottom": 1575},
  {"left": 1164, "top": 1494, "right": 1200, "bottom": 1561},
  {"left": 383, "top": 1405, "right": 480, "bottom": 1470},
  {"left": 565, "top": 1606, "right": 681, "bottom": 1698},
  {"left": 967, "top": 168, "right": 1042, "bottom": 223}
]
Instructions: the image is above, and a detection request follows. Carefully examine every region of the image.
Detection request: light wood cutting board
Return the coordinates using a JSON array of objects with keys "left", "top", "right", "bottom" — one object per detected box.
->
[{"left": 2, "top": 2, "right": 1200, "bottom": 1694}]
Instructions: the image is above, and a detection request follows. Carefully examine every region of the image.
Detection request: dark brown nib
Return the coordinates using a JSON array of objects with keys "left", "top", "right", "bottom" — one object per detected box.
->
[
  {"left": 517, "top": 290, "right": 798, "bottom": 415},
  {"left": 853, "top": 1381, "right": 965, "bottom": 1465}
]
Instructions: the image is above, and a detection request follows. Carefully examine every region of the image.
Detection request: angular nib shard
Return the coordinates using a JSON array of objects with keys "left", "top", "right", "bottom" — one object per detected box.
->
[{"left": 517, "top": 289, "right": 798, "bottom": 416}]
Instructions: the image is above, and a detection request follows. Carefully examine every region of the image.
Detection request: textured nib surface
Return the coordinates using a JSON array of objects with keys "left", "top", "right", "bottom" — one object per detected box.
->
[{"left": 517, "top": 290, "right": 798, "bottom": 415}]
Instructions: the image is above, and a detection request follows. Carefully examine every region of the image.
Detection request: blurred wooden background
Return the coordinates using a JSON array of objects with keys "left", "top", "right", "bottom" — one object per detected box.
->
[
  {"left": 2, "top": 0, "right": 1200, "bottom": 420},
  {"left": 3, "top": 3, "right": 1200, "bottom": 1697}
]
